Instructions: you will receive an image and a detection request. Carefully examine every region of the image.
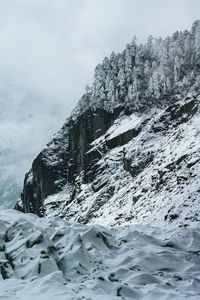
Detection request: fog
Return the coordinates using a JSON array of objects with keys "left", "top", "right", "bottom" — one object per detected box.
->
[{"left": 0, "top": 0, "right": 199, "bottom": 207}]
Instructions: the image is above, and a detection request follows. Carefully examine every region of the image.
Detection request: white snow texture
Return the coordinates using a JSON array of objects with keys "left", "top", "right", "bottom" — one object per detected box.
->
[
  {"left": 44, "top": 95, "right": 200, "bottom": 229},
  {"left": 0, "top": 209, "right": 200, "bottom": 300}
]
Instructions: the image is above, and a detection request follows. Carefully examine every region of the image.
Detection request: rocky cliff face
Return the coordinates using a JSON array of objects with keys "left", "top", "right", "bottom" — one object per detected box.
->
[
  {"left": 16, "top": 107, "right": 124, "bottom": 216},
  {"left": 16, "top": 93, "right": 200, "bottom": 228}
]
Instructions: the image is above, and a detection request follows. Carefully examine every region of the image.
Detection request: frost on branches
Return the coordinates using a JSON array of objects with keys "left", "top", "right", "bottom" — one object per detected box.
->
[{"left": 72, "top": 20, "right": 200, "bottom": 119}]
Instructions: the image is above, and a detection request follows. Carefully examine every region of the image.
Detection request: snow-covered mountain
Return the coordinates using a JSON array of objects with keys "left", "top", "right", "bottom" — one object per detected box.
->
[
  {"left": 1, "top": 21, "right": 200, "bottom": 300},
  {"left": 16, "top": 21, "right": 200, "bottom": 229}
]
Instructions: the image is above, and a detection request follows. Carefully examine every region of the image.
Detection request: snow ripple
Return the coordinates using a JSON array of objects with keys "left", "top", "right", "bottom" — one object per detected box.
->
[{"left": 0, "top": 210, "right": 200, "bottom": 299}]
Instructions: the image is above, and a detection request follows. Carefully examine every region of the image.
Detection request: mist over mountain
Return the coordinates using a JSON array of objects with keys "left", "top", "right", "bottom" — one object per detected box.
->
[{"left": 0, "top": 73, "right": 69, "bottom": 208}]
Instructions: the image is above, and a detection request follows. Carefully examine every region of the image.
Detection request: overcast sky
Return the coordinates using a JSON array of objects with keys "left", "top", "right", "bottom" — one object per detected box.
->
[
  {"left": 0, "top": 0, "right": 199, "bottom": 207},
  {"left": 0, "top": 0, "right": 199, "bottom": 113}
]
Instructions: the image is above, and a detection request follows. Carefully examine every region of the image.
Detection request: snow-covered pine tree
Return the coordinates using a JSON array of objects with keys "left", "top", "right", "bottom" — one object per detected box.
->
[{"left": 71, "top": 20, "right": 200, "bottom": 118}]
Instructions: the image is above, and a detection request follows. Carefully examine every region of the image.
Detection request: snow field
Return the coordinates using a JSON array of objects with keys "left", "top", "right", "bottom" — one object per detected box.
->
[{"left": 0, "top": 210, "right": 200, "bottom": 299}]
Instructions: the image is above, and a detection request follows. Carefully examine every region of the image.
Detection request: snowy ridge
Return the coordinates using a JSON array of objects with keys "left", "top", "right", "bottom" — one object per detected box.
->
[{"left": 0, "top": 209, "right": 200, "bottom": 299}]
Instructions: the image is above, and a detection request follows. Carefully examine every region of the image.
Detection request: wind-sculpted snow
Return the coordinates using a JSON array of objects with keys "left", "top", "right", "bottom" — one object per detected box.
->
[{"left": 0, "top": 210, "right": 200, "bottom": 299}]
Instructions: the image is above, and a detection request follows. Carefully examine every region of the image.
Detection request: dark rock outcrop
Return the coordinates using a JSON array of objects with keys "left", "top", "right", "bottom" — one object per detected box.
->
[
  {"left": 16, "top": 95, "right": 199, "bottom": 222},
  {"left": 16, "top": 106, "right": 133, "bottom": 215}
]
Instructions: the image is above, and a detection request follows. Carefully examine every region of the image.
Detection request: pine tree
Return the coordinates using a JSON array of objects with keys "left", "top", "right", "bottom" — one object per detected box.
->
[
  {"left": 117, "top": 67, "right": 126, "bottom": 100},
  {"left": 72, "top": 20, "right": 200, "bottom": 116},
  {"left": 125, "top": 44, "right": 133, "bottom": 84}
]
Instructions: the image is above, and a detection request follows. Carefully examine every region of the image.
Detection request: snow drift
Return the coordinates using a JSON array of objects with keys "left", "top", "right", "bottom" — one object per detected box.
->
[{"left": 0, "top": 210, "right": 200, "bottom": 299}]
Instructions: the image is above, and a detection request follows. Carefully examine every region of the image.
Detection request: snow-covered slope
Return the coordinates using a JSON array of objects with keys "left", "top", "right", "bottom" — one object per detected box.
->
[
  {"left": 0, "top": 209, "right": 200, "bottom": 300},
  {"left": 28, "top": 93, "right": 198, "bottom": 229}
]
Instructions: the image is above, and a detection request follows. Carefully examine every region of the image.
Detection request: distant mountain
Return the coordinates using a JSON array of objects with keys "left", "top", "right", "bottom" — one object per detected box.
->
[
  {"left": 0, "top": 73, "right": 68, "bottom": 209},
  {"left": 16, "top": 21, "right": 200, "bottom": 228}
]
